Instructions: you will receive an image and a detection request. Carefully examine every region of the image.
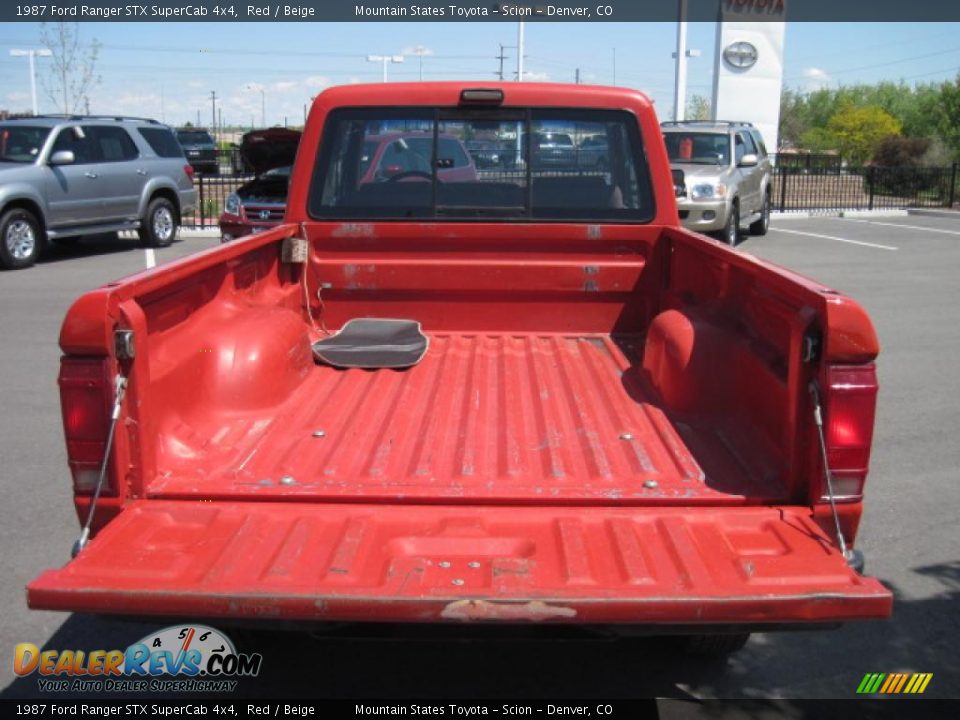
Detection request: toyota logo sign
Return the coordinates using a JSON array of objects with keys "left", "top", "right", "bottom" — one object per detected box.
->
[{"left": 723, "top": 41, "right": 759, "bottom": 70}]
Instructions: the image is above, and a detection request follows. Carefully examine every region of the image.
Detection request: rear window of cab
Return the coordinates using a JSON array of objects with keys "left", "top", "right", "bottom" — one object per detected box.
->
[{"left": 309, "top": 107, "right": 655, "bottom": 223}]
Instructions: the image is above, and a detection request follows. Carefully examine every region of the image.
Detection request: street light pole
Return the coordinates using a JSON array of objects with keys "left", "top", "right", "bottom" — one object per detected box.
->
[
  {"left": 516, "top": 21, "right": 525, "bottom": 81},
  {"left": 9, "top": 48, "right": 52, "bottom": 115},
  {"left": 671, "top": 0, "right": 701, "bottom": 121},
  {"left": 367, "top": 54, "right": 404, "bottom": 82}
]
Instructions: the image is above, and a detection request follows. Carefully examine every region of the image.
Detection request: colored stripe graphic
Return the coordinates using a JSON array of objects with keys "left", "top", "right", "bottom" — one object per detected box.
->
[
  {"left": 858, "top": 672, "right": 932, "bottom": 694},
  {"left": 879, "top": 674, "right": 897, "bottom": 693}
]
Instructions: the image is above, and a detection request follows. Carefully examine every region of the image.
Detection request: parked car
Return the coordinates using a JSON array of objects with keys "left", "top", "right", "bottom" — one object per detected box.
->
[
  {"left": 0, "top": 115, "right": 196, "bottom": 269},
  {"left": 219, "top": 127, "right": 301, "bottom": 242},
  {"left": 464, "top": 139, "right": 502, "bottom": 169},
  {"left": 661, "top": 120, "right": 772, "bottom": 245},
  {"left": 29, "top": 83, "right": 890, "bottom": 656},
  {"left": 175, "top": 127, "right": 219, "bottom": 175},
  {"left": 577, "top": 134, "right": 609, "bottom": 170},
  {"left": 500, "top": 131, "right": 578, "bottom": 170}
]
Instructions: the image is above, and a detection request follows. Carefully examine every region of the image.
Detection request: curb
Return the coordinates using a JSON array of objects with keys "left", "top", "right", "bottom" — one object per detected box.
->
[
  {"left": 179, "top": 228, "right": 221, "bottom": 239},
  {"left": 771, "top": 209, "right": 908, "bottom": 220},
  {"left": 906, "top": 208, "right": 960, "bottom": 221}
]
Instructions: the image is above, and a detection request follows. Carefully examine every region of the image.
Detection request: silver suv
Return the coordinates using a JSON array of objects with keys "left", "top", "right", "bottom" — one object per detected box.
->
[
  {"left": 661, "top": 121, "right": 772, "bottom": 245},
  {"left": 0, "top": 115, "right": 197, "bottom": 270}
]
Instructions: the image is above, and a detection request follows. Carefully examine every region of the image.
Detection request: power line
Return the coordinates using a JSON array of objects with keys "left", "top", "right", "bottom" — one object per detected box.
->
[{"left": 783, "top": 45, "right": 960, "bottom": 82}]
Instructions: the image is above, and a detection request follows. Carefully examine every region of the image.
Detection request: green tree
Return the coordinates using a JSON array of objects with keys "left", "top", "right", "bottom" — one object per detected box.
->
[
  {"left": 826, "top": 105, "right": 902, "bottom": 165},
  {"left": 686, "top": 94, "right": 711, "bottom": 121},
  {"left": 798, "top": 127, "right": 838, "bottom": 154},
  {"left": 932, "top": 76, "right": 960, "bottom": 161}
]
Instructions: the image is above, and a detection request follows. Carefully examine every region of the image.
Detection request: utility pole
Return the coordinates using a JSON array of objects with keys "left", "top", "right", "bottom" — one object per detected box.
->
[
  {"left": 84, "top": 96, "right": 90, "bottom": 115},
  {"left": 672, "top": 0, "right": 701, "bottom": 121},
  {"left": 496, "top": 44, "right": 509, "bottom": 81},
  {"left": 210, "top": 90, "right": 217, "bottom": 134},
  {"left": 408, "top": 45, "right": 430, "bottom": 81},
  {"left": 9, "top": 48, "right": 52, "bottom": 115},
  {"left": 575, "top": 68, "right": 580, "bottom": 84},
  {"left": 367, "top": 54, "right": 404, "bottom": 82},
  {"left": 516, "top": 22, "right": 525, "bottom": 82}
]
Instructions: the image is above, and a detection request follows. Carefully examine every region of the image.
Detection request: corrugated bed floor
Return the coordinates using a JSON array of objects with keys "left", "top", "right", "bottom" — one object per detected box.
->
[{"left": 155, "top": 334, "right": 782, "bottom": 503}]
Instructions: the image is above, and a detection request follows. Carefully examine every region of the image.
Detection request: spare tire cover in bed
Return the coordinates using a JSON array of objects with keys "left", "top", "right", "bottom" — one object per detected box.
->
[{"left": 312, "top": 318, "right": 429, "bottom": 369}]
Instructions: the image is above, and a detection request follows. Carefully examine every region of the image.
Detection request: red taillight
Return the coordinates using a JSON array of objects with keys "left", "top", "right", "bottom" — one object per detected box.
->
[
  {"left": 183, "top": 164, "right": 195, "bottom": 184},
  {"left": 820, "top": 364, "right": 878, "bottom": 501},
  {"left": 59, "top": 358, "right": 113, "bottom": 495}
]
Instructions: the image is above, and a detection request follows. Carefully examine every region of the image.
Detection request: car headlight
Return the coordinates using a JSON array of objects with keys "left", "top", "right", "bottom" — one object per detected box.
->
[
  {"left": 491, "top": 153, "right": 499, "bottom": 162},
  {"left": 690, "top": 183, "right": 727, "bottom": 201},
  {"left": 224, "top": 193, "right": 241, "bottom": 216}
]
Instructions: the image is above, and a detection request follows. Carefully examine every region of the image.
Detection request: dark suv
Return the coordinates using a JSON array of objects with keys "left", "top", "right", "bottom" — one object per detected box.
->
[
  {"left": 176, "top": 128, "right": 219, "bottom": 175},
  {"left": 0, "top": 115, "right": 197, "bottom": 269}
]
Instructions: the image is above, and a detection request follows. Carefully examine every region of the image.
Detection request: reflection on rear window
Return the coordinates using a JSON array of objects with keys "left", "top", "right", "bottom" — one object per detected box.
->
[
  {"left": 176, "top": 131, "right": 214, "bottom": 145},
  {"left": 138, "top": 127, "right": 185, "bottom": 158},
  {"left": 311, "top": 108, "right": 654, "bottom": 222}
]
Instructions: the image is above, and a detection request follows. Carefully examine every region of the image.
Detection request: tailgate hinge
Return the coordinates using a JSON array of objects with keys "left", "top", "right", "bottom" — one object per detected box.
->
[{"left": 802, "top": 332, "right": 821, "bottom": 363}]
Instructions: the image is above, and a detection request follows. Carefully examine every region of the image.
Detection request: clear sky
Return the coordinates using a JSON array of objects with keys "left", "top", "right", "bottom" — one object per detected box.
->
[{"left": 1, "top": 21, "right": 958, "bottom": 128}]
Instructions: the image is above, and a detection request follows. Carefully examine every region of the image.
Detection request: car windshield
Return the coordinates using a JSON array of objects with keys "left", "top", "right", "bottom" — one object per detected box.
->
[
  {"left": 664, "top": 132, "right": 731, "bottom": 165},
  {"left": 311, "top": 108, "right": 654, "bottom": 222},
  {"left": 0, "top": 125, "right": 50, "bottom": 163},
  {"left": 176, "top": 131, "right": 214, "bottom": 145}
]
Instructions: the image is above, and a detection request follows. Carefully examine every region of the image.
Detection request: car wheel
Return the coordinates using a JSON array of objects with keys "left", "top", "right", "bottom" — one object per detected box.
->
[
  {"left": 139, "top": 197, "right": 178, "bottom": 248},
  {"left": 0, "top": 207, "right": 43, "bottom": 270},
  {"left": 682, "top": 633, "right": 751, "bottom": 657},
  {"left": 750, "top": 191, "right": 771, "bottom": 236},
  {"left": 717, "top": 202, "right": 739, "bottom": 246}
]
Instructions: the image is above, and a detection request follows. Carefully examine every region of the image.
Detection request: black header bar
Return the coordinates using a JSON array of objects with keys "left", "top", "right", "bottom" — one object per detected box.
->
[{"left": 4, "top": 0, "right": 960, "bottom": 23}]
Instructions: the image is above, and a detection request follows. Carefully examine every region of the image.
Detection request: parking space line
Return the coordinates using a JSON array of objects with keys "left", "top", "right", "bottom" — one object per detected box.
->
[
  {"left": 769, "top": 227, "right": 898, "bottom": 251},
  {"left": 842, "top": 219, "right": 960, "bottom": 236}
]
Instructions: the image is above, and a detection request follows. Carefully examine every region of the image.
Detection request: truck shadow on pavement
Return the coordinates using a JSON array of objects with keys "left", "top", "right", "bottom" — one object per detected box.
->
[{"left": 2, "top": 562, "right": 957, "bottom": 701}]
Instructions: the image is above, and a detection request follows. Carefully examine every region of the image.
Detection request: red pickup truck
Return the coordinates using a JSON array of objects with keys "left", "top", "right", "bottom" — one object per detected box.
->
[{"left": 28, "top": 83, "right": 891, "bottom": 655}]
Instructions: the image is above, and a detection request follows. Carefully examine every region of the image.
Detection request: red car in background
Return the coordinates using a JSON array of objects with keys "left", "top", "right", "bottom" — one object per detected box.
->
[{"left": 219, "top": 127, "right": 301, "bottom": 242}]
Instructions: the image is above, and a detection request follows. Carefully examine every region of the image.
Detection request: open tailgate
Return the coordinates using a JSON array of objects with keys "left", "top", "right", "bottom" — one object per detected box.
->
[{"left": 29, "top": 501, "right": 891, "bottom": 624}]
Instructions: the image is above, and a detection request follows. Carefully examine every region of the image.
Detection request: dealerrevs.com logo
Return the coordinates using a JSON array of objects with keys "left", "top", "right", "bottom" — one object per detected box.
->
[{"left": 14, "top": 625, "right": 262, "bottom": 693}]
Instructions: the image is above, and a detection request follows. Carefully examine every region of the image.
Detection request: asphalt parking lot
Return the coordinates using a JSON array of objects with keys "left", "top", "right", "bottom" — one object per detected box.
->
[{"left": 1, "top": 215, "right": 958, "bottom": 701}]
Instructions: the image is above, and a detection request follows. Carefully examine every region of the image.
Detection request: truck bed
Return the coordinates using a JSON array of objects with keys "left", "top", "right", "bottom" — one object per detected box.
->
[{"left": 151, "top": 332, "right": 784, "bottom": 503}]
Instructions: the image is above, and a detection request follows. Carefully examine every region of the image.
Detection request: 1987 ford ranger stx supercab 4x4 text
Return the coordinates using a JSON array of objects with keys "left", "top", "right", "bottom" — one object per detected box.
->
[{"left": 28, "top": 83, "right": 891, "bottom": 655}]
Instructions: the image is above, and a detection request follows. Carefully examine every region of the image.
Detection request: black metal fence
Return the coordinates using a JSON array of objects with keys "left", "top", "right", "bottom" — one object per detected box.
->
[
  {"left": 771, "top": 153, "right": 844, "bottom": 174},
  {"left": 772, "top": 163, "right": 959, "bottom": 213},
  {"left": 182, "top": 162, "right": 960, "bottom": 228},
  {"left": 183, "top": 173, "right": 253, "bottom": 228}
]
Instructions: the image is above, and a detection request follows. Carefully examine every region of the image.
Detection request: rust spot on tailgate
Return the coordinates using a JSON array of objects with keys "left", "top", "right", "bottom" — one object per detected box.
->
[
  {"left": 441, "top": 599, "right": 576, "bottom": 622},
  {"left": 331, "top": 223, "right": 375, "bottom": 238}
]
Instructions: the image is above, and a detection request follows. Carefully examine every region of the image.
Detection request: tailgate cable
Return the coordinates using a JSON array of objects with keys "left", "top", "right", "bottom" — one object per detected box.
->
[
  {"left": 808, "top": 382, "right": 864, "bottom": 572},
  {"left": 72, "top": 374, "right": 128, "bottom": 558}
]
